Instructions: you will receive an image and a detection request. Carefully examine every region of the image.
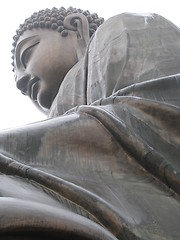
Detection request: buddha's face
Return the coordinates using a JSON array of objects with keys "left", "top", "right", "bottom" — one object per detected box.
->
[{"left": 14, "top": 29, "right": 78, "bottom": 110}]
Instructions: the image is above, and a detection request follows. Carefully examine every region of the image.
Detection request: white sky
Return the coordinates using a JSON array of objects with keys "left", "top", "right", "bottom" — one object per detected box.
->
[{"left": 1, "top": 0, "right": 179, "bottom": 129}]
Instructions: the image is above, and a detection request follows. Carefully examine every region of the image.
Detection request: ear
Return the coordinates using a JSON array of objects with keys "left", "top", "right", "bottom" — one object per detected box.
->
[{"left": 63, "top": 13, "right": 90, "bottom": 56}]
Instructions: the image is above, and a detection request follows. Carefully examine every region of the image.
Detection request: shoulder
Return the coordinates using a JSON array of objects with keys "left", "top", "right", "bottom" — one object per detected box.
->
[{"left": 96, "top": 12, "right": 175, "bottom": 34}]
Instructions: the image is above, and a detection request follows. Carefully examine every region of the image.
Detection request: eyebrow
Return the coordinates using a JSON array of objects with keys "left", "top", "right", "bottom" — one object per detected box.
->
[
  {"left": 15, "top": 35, "right": 39, "bottom": 69},
  {"left": 16, "top": 35, "right": 39, "bottom": 55}
]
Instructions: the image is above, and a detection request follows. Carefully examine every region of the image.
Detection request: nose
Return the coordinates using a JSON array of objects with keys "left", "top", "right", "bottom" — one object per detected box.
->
[{"left": 16, "top": 74, "right": 31, "bottom": 95}]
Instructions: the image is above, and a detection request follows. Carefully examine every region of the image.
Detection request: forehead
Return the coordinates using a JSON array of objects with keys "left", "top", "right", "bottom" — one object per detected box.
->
[{"left": 16, "top": 28, "right": 60, "bottom": 51}]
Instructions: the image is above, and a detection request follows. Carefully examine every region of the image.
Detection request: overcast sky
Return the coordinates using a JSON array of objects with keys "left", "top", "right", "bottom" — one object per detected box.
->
[{"left": 0, "top": 0, "right": 179, "bottom": 129}]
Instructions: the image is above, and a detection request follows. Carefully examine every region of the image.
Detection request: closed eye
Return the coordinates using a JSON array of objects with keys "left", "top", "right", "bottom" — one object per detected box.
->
[{"left": 21, "top": 42, "right": 39, "bottom": 68}]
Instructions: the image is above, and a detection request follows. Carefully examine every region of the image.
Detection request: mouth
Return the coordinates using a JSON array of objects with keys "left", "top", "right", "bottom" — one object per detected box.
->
[{"left": 27, "top": 77, "right": 40, "bottom": 100}]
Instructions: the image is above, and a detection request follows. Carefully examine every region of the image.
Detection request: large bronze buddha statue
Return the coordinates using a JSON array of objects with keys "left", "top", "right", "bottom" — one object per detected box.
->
[{"left": 0, "top": 6, "right": 179, "bottom": 239}]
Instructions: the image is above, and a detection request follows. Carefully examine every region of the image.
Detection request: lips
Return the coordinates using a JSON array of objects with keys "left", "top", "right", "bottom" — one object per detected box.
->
[{"left": 27, "top": 77, "right": 40, "bottom": 100}]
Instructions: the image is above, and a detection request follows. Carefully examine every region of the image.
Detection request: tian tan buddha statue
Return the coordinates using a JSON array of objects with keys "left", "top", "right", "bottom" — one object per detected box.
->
[{"left": 0, "top": 6, "right": 179, "bottom": 239}]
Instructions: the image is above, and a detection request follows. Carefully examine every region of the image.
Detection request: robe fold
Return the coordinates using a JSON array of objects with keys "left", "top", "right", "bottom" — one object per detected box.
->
[{"left": 0, "top": 13, "right": 180, "bottom": 239}]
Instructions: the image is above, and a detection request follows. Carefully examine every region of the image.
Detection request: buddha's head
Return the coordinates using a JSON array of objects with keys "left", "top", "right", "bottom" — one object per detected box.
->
[{"left": 12, "top": 7, "right": 104, "bottom": 112}]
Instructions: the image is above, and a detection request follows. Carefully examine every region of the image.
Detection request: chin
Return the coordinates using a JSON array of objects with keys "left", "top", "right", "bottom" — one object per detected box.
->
[{"left": 37, "top": 91, "right": 55, "bottom": 110}]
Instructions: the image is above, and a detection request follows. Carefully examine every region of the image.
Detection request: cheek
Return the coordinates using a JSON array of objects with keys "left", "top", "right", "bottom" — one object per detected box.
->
[
  {"left": 31, "top": 59, "right": 63, "bottom": 87},
  {"left": 27, "top": 47, "right": 50, "bottom": 76},
  {"left": 28, "top": 44, "right": 72, "bottom": 85},
  {"left": 28, "top": 59, "right": 48, "bottom": 77}
]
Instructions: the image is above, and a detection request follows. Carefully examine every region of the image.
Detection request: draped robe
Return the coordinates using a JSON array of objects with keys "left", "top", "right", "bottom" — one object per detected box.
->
[{"left": 0, "top": 13, "right": 180, "bottom": 239}]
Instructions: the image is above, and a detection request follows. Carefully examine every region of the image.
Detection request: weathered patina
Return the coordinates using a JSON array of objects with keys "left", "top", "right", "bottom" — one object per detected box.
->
[{"left": 0, "top": 7, "right": 180, "bottom": 240}]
